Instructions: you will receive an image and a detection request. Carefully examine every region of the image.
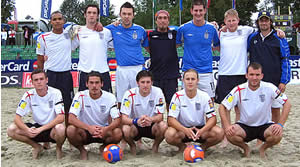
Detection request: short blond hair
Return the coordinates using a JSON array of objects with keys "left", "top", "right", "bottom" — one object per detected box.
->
[{"left": 224, "top": 9, "right": 239, "bottom": 19}]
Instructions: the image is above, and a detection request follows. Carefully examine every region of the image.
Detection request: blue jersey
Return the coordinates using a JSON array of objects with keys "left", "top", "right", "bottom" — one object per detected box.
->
[
  {"left": 106, "top": 24, "right": 148, "bottom": 66},
  {"left": 176, "top": 21, "right": 220, "bottom": 73}
]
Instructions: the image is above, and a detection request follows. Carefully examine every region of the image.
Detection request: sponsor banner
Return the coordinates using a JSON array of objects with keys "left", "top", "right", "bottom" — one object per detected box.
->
[
  {"left": 100, "top": 0, "right": 110, "bottom": 17},
  {"left": 1, "top": 72, "right": 22, "bottom": 87},
  {"left": 41, "top": 0, "right": 52, "bottom": 19}
]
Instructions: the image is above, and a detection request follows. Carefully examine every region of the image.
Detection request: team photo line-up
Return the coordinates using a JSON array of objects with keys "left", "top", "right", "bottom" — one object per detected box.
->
[{"left": 7, "top": 0, "right": 292, "bottom": 161}]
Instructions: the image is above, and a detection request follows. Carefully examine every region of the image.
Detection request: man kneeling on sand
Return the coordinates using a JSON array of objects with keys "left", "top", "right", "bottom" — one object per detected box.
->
[
  {"left": 66, "top": 71, "right": 122, "bottom": 160},
  {"left": 219, "top": 63, "right": 291, "bottom": 158},
  {"left": 164, "top": 69, "right": 224, "bottom": 152},
  {"left": 7, "top": 69, "right": 66, "bottom": 159}
]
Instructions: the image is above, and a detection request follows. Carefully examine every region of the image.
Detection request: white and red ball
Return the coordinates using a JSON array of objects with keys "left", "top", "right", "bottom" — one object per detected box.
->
[
  {"left": 103, "top": 144, "right": 123, "bottom": 163},
  {"left": 183, "top": 145, "right": 204, "bottom": 163}
]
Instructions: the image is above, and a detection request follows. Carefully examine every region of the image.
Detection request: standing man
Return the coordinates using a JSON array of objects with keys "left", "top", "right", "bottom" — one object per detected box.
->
[
  {"left": 23, "top": 27, "right": 31, "bottom": 47},
  {"left": 219, "top": 63, "right": 291, "bottom": 158},
  {"left": 165, "top": 69, "right": 224, "bottom": 153},
  {"left": 106, "top": 2, "right": 148, "bottom": 108},
  {"left": 248, "top": 11, "right": 291, "bottom": 123},
  {"left": 120, "top": 70, "right": 167, "bottom": 155},
  {"left": 8, "top": 27, "right": 16, "bottom": 46},
  {"left": 67, "top": 71, "right": 122, "bottom": 160},
  {"left": 7, "top": 69, "right": 66, "bottom": 159},
  {"left": 1, "top": 28, "right": 7, "bottom": 47},
  {"left": 146, "top": 10, "right": 180, "bottom": 110},
  {"left": 73, "top": 4, "right": 113, "bottom": 92},
  {"left": 36, "top": 11, "right": 74, "bottom": 125},
  {"left": 176, "top": 0, "right": 220, "bottom": 99}
]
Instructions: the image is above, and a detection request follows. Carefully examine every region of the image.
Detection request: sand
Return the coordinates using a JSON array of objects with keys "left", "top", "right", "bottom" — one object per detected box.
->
[{"left": 1, "top": 85, "right": 300, "bottom": 167}]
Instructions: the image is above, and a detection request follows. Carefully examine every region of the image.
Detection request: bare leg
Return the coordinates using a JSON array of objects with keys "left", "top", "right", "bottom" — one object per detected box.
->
[
  {"left": 122, "top": 125, "right": 137, "bottom": 155},
  {"left": 152, "top": 122, "right": 167, "bottom": 153},
  {"left": 201, "top": 126, "right": 224, "bottom": 151},
  {"left": 220, "top": 110, "right": 231, "bottom": 148},
  {"left": 50, "top": 124, "right": 66, "bottom": 159},
  {"left": 259, "top": 128, "right": 282, "bottom": 158},
  {"left": 165, "top": 127, "right": 186, "bottom": 152},
  {"left": 66, "top": 125, "right": 88, "bottom": 160},
  {"left": 228, "top": 135, "right": 250, "bottom": 157}
]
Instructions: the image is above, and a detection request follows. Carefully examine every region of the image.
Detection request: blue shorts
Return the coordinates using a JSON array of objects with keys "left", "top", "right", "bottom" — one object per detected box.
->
[
  {"left": 25, "top": 123, "right": 56, "bottom": 143},
  {"left": 46, "top": 70, "right": 74, "bottom": 111},
  {"left": 236, "top": 122, "right": 273, "bottom": 142},
  {"left": 215, "top": 75, "right": 246, "bottom": 104},
  {"left": 78, "top": 71, "right": 112, "bottom": 93},
  {"left": 153, "top": 79, "right": 178, "bottom": 104}
]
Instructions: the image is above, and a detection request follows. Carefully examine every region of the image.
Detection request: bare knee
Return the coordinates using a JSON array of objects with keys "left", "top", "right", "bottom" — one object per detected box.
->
[
  {"left": 54, "top": 124, "right": 65, "bottom": 134},
  {"left": 164, "top": 127, "right": 177, "bottom": 144},
  {"left": 112, "top": 128, "right": 123, "bottom": 142},
  {"left": 7, "top": 123, "right": 18, "bottom": 138},
  {"left": 122, "top": 125, "right": 131, "bottom": 137},
  {"left": 66, "top": 125, "right": 77, "bottom": 137},
  {"left": 212, "top": 126, "right": 224, "bottom": 141}
]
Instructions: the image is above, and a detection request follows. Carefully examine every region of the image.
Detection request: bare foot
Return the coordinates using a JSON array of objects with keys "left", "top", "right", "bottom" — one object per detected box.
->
[
  {"left": 80, "top": 148, "right": 88, "bottom": 160},
  {"left": 43, "top": 142, "right": 50, "bottom": 150},
  {"left": 243, "top": 145, "right": 251, "bottom": 158},
  {"left": 32, "top": 144, "right": 43, "bottom": 159},
  {"left": 152, "top": 144, "right": 159, "bottom": 153},
  {"left": 130, "top": 145, "right": 137, "bottom": 155},
  {"left": 56, "top": 147, "right": 63, "bottom": 159},
  {"left": 178, "top": 143, "right": 186, "bottom": 152},
  {"left": 259, "top": 147, "right": 266, "bottom": 159}
]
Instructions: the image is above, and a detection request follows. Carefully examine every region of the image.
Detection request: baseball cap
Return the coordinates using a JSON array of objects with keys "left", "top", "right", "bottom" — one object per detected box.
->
[
  {"left": 257, "top": 11, "right": 271, "bottom": 20},
  {"left": 155, "top": 10, "right": 170, "bottom": 20}
]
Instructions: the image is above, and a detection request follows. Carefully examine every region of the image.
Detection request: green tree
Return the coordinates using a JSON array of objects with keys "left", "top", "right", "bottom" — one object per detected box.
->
[
  {"left": 1, "top": 0, "right": 15, "bottom": 23},
  {"left": 60, "top": 0, "right": 117, "bottom": 25}
]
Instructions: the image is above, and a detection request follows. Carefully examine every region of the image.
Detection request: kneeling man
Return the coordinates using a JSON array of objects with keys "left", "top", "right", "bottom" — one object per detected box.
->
[
  {"left": 7, "top": 69, "right": 66, "bottom": 159},
  {"left": 121, "top": 70, "right": 168, "bottom": 155},
  {"left": 219, "top": 63, "right": 291, "bottom": 158},
  {"left": 67, "top": 71, "right": 122, "bottom": 160},
  {"left": 165, "top": 69, "right": 224, "bottom": 152}
]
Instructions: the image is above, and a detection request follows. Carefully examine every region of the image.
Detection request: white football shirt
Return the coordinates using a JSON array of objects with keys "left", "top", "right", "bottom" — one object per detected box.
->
[
  {"left": 69, "top": 90, "right": 120, "bottom": 126},
  {"left": 36, "top": 31, "right": 72, "bottom": 72},
  {"left": 222, "top": 81, "right": 288, "bottom": 126},
  {"left": 120, "top": 86, "right": 166, "bottom": 118},
  {"left": 168, "top": 89, "right": 216, "bottom": 127},
  {"left": 72, "top": 26, "right": 113, "bottom": 73},
  {"left": 16, "top": 86, "right": 64, "bottom": 125},
  {"left": 219, "top": 26, "right": 254, "bottom": 75}
]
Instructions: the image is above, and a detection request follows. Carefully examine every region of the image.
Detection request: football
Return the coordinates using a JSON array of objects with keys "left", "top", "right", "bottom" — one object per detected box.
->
[
  {"left": 183, "top": 145, "right": 204, "bottom": 163},
  {"left": 103, "top": 144, "right": 123, "bottom": 163}
]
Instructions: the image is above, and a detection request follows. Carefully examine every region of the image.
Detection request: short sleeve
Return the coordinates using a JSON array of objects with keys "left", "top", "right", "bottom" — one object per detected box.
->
[
  {"left": 271, "top": 85, "right": 288, "bottom": 105},
  {"left": 168, "top": 93, "right": 181, "bottom": 119},
  {"left": 120, "top": 90, "right": 133, "bottom": 116},
  {"left": 154, "top": 89, "right": 166, "bottom": 114},
  {"left": 109, "top": 96, "right": 120, "bottom": 119},
  {"left": 69, "top": 92, "right": 83, "bottom": 117},
  {"left": 16, "top": 92, "right": 32, "bottom": 117},
  {"left": 176, "top": 26, "right": 183, "bottom": 44},
  {"left": 54, "top": 90, "right": 64, "bottom": 115},
  {"left": 205, "top": 98, "right": 216, "bottom": 118},
  {"left": 36, "top": 35, "right": 45, "bottom": 55},
  {"left": 221, "top": 87, "right": 238, "bottom": 111},
  {"left": 212, "top": 27, "right": 220, "bottom": 47},
  {"left": 141, "top": 28, "right": 149, "bottom": 47}
]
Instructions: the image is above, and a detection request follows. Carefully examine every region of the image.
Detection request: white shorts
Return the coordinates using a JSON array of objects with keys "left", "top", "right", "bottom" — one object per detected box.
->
[
  {"left": 197, "top": 73, "right": 215, "bottom": 98},
  {"left": 182, "top": 73, "right": 215, "bottom": 98},
  {"left": 116, "top": 65, "right": 143, "bottom": 102}
]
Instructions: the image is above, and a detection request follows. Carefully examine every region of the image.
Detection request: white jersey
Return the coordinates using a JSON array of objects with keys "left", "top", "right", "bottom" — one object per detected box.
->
[
  {"left": 168, "top": 89, "right": 216, "bottom": 127},
  {"left": 120, "top": 86, "right": 165, "bottom": 118},
  {"left": 36, "top": 30, "right": 72, "bottom": 72},
  {"left": 219, "top": 26, "right": 254, "bottom": 75},
  {"left": 69, "top": 90, "right": 120, "bottom": 126},
  {"left": 73, "top": 26, "right": 113, "bottom": 73},
  {"left": 16, "top": 86, "right": 64, "bottom": 125},
  {"left": 222, "top": 81, "right": 288, "bottom": 126}
]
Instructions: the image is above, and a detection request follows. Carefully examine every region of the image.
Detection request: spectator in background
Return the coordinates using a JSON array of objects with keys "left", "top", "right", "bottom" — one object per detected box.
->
[
  {"left": 23, "top": 27, "right": 31, "bottom": 47},
  {"left": 8, "top": 27, "right": 16, "bottom": 46},
  {"left": 1, "top": 28, "right": 7, "bottom": 47}
]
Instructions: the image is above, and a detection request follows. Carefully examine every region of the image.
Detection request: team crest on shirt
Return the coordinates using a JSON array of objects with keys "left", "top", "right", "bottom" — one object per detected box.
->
[
  {"left": 170, "top": 102, "right": 176, "bottom": 111},
  {"left": 237, "top": 30, "right": 242, "bottom": 35},
  {"left": 123, "top": 99, "right": 131, "bottom": 107},
  {"left": 226, "top": 93, "right": 234, "bottom": 103},
  {"left": 168, "top": 32, "right": 173, "bottom": 39},
  {"left": 204, "top": 30, "right": 209, "bottom": 39},
  {"left": 195, "top": 103, "right": 201, "bottom": 110},
  {"left": 18, "top": 100, "right": 27, "bottom": 109},
  {"left": 149, "top": 100, "right": 154, "bottom": 107},
  {"left": 72, "top": 100, "right": 80, "bottom": 109},
  {"left": 100, "top": 105, "right": 106, "bottom": 112},
  {"left": 99, "top": 33, "right": 104, "bottom": 39},
  {"left": 132, "top": 31, "right": 137, "bottom": 39},
  {"left": 259, "top": 94, "right": 265, "bottom": 102},
  {"left": 49, "top": 100, "right": 53, "bottom": 109}
]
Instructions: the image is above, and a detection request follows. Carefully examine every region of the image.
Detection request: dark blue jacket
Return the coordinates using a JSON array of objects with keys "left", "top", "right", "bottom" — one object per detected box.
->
[{"left": 248, "top": 30, "right": 291, "bottom": 86}]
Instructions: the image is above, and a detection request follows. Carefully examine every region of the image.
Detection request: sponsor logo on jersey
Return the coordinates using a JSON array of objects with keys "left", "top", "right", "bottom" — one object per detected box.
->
[{"left": 18, "top": 100, "right": 27, "bottom": 109}]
